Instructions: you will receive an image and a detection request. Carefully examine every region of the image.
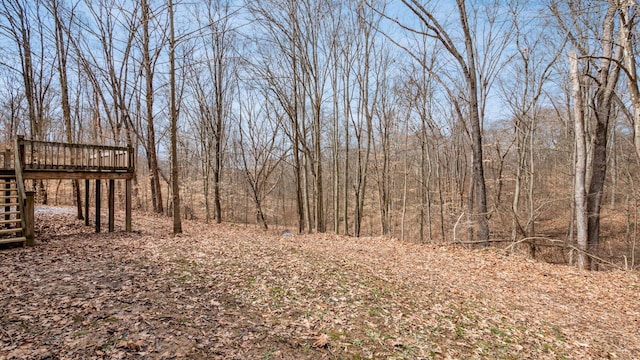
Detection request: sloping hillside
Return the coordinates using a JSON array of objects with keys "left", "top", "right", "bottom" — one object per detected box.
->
[{"left": 1, "top": 209, "right": 639, "bottom": 359}]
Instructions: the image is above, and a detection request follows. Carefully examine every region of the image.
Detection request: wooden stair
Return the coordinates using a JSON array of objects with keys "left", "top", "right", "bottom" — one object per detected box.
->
[{"left": 0, "top": 172, "right": 26, "bottom": 246}]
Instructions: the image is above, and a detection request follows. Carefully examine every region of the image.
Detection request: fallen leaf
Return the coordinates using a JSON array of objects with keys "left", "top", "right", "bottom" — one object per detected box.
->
[{"left": 312, "top": 334, "right": 329, "bottom": 348}]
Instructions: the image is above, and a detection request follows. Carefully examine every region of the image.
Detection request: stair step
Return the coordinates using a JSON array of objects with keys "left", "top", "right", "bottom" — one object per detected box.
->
[
  {"left": 0, "top": 218, "right": 21, "bottom": 225},
  {"left": 0, "top": 227, "right": 22, "bottom": 235},
  {"left": 0, "top": 237, "right": 26, "bottom": 245},
  {"left": 1, "top": 210, "right": 21, "bottom": 216},
  {"left": 0, "top": 202, "right": 19, "bottom": 207}
]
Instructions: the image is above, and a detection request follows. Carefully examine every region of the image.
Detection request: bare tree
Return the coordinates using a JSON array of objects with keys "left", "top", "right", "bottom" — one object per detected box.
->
[
  {"left": 390, "top": 0, "right": 500, "bottom": 242},
  {"left": 64, "top": 0, "right": 145, "bottom": 212},
  {"left": 553, "top": 0, "right": 623, "bottom": 269},
  {"left": 350, "top": 0, "right": 382, "bottom": 237},
  {"left": 189, "top": 0, "right": 236, "bottom": 224},
  {"left": 237, "top": 90, "right": 286, "bottom": 230},
  {"left": 168, "top": 0, "right": 181, "bottom": 233},
  {"left": 0, "top": 73, "right": 26, "bottom": 144},
  {"left": 404, "top": 47, "right": 444, "bottom": 242},
  {"left": 586, "top": 6, "right": 622, "bottom": 269},
  {"left": 47, "top": 0, "right": 84, "bottom": 219},
  {"left": 499, "top": 1, "right": 563, "bottom": 253},
  {"left": 0, "top": 0, "right": 38, "bottom": 139},
  {"left": 554, "top": 0, "right": 623, "bottom": 269},
  {"left": 371, "top": 49, "right": 397, "bottom": 236},
  {"left": 329, "top": 12, "right": 341, "bottom": 234},
  {"left": 141, "top": 0, "right": 164, "bottom": 214},
  {"left": 247, "top": 0, "right": 303, "bottom": 233},
  {"left": 1, "top": 0, "right": 54, "bottom": 202}
]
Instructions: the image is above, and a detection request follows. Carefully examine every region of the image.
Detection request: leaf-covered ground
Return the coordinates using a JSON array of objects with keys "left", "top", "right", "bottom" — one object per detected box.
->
[{"left": 1, "top": 207, "right": 639, "bottom": 359}]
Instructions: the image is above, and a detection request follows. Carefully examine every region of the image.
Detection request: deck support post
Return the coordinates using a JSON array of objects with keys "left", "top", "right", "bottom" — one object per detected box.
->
[
  {"left": 95, "top": 179, "right": 101, "bottom": 233},
  {"left": 125, "top": 179, "right": 132, "bottom": 232},
  {"left": 84, "top": 179, "right": 89, "bottom": 226},
  {"left": 108, "top": 179, "right": 115, "bottom": 232},
  {"left": 24, "top": 191, "right": 35, "bottom": 246}
]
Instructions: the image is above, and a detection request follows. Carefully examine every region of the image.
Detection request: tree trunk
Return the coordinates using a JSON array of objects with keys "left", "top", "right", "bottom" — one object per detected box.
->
[
  {"left": 419, "top": 131, "right": 426, "bottom": 242},
  {"left": 212, "top": 24, "right": 226, "bottom": 225},
  {"left": 142, "top": 0, "right": 163, "bottom": 214},
  {"left": 585, "top": 6, "right": 621, "bottom": 270},
  {"left": 458, "top": 0, "right": 489, "bottom": 243},
  {"left": 570, "top": 51, "right": 589, "bottom": 270},
  {"left": 342, "top": 65, "right": 351, "bottom": 236},
  {"left": 332, "top": 59, "right": 340, "bottom": 233},
  {"left": 294, "top": 138, "right": 305, "bottom": 234},
  {"left": 314, "top": 111, "right": 325, "bottom": 233},
  {"left": 168, "top": 0, "right": 182, "bottom": 233}
]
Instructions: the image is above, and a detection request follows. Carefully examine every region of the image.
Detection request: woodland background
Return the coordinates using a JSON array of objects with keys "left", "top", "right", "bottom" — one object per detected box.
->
[{"left": 1, "top": 0, "right": 640, "bottom": 270}]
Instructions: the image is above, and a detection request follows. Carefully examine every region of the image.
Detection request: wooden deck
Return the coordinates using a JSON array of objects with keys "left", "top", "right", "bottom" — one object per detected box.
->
[{"left": 0, "top": 136, "right": 135, "bottom": 241}]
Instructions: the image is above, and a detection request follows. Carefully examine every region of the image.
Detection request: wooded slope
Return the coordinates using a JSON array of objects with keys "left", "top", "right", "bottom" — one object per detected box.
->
[{"left": 1, "top": 209, "right": 639, "bottom": 359}]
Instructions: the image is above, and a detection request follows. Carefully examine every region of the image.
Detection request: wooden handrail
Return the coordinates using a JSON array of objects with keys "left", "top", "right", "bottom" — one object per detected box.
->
[
  {"left": 13, "top": 137, "right": 27, "bottom": 235},
  {"left": 17, "top": 137, "right": 134, "bottom": 172}
]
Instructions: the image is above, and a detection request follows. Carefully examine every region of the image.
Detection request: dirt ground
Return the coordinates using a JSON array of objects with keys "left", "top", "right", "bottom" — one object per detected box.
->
[{"left": 1, "top": 207, "right": 639, "bottom": 359}]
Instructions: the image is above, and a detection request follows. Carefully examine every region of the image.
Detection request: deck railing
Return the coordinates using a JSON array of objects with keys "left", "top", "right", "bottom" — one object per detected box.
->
[{"left": 16, "top": 137, "right": 134, "bottom": 172}]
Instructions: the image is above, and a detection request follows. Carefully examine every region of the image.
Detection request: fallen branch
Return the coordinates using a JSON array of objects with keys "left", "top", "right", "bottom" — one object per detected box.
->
[
  {"left": 505, "top": 237, "right": 626, "bottom": 271},
  {"left": 447, "top": 236, "right": 626, "bottom": 271}
]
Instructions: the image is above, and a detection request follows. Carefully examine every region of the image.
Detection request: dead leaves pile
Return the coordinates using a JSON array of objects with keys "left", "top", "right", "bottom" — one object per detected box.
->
[{"left": 1, "top": 209, "right": 639, "bottom": 359}]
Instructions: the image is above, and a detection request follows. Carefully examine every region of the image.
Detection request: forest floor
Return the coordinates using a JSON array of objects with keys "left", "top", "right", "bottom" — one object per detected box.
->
[{"left": 1, "top": 207, "right": 640, "bottom": 359}]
